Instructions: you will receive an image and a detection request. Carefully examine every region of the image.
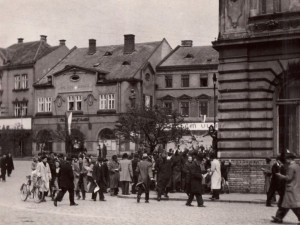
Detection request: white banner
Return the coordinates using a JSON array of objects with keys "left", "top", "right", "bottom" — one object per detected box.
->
[
  {"left": 182, "top": 122, "right": 218, "bottom": 131},
  {"left": 0, "top": 118, "right": 32, "bottom": 130}
]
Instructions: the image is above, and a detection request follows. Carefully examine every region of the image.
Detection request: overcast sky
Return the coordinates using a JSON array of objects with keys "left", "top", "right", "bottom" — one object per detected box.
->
[{"left": 0, "top": 0, "right": 219, "bottom": 49}]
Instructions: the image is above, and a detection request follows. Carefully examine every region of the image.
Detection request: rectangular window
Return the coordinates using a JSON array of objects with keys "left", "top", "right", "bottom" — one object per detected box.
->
[
  {"left": 14, "top": 102, "right": 27, "bottom": 117},
  {"left": 14, "top": 75, "right": 21, "bottom": 89},
  {"left": 200, "top": 74, "right": 208, "bottom": 87},
  {"left": 199, "top": 101, "right": 208, "bottom": 117},
  {"left": 164, "top": 102, "right": 172, "bottom": 114},
  {"left": 181, "top": 74, "right": 189, "bottom": 87},
  {"left": 99, "top": 94, "right": 115, "bottom": 110},
  {"left": 21, "top": 74, "right": 28, "bottom": 89},
  {"left": 165, "top": 75, "right": 173, "bottom": 88},
  {"left": 68, "top": 95, "right": 82, "bottom": 111},
  {"left": 38, "top": 97, "right": 52, "bottom": 112},
  {"left": 180, "top": 101, "right": 189, "bottom": 117}
]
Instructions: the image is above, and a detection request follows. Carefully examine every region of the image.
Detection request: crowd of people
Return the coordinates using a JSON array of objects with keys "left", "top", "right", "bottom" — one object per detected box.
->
[
  {"left": 25, "top": 148, "right": 232, "bottom": 208},
  {"left": 0, "top": 153, "right": 14, "bottom": 182}
]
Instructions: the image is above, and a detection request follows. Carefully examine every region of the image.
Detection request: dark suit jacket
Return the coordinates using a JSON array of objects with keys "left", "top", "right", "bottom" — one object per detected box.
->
[
  {"left": 92, "top": 163, "right": 107, "bottom": 187},
  {"left": 58, "top": 162, "right": 74, "bottom": 189}
]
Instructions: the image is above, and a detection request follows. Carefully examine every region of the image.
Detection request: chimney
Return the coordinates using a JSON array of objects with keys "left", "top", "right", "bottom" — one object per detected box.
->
[
  {"left": 18, "top": 38, "right": 24, "bottom": 44},
  {"left": 59, "top": 40, "right": 66, "bottom": 46},
  {"left": 88, "top": 39, "right": 96, "bottom": 55},
  {"left": 181, "top": 40, "right": 193, "bottom": 47},
  {"left": 124, "top": 34, "right": 135, "bottom": 54},
  {"left": 40, "top": 35, "right": 47, "bottom": 42}
]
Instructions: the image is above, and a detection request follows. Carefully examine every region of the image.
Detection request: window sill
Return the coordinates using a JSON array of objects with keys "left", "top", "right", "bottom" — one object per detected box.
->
[
  {"left": 13, "top": 88, "right": 29, "bottom": 92},
  {"left": 68, "top": 111, "right": 83, "bottom": 115},
  {"left": 35, "top": 112, "right": 53, "bottom": 117},
  {"left": 97, "top": 109, "right": 116, "bottom": 114}
]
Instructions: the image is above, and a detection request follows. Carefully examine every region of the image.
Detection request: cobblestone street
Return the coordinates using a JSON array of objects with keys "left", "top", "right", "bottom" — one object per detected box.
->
[{"left": 0, "top": 160, "right": 298, "bottom": 225}]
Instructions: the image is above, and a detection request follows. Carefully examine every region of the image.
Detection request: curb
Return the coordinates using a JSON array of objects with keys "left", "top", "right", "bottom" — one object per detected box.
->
[{"left": 117, "top": 195, "right": 266, "bottom": 204}]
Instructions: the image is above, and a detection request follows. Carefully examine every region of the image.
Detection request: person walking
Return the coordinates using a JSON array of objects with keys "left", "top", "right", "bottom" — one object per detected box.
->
[
  {"left": 261, "top": 158, "right": 272, "bottom": 198},
  {"left": 51, "top": 160, "right": 61, "bottom": 200},
  {"left": 171, "top": 150, "right": 183, "bottom": 192},
  {"left": 183, "top": 155, "right": 194, "bottom": 197},
  {"left": 77, "top": 157, "right": 88, "bottom": 200},
  {"left": 36, "top": 155, "right": 52, "bottom": 202},
  {"left": 210, "top": 154, "right": 221, "bottom": 200},
  {"left": 119, "top": 153, "right": 133, "bottom": 195},
  {"left": 271, "top": 153, "right": 300, "bottom": 223},
  {"left": 156, "top": 153, "right": 172, "bottom": 201},
  {"left": 131, "top": 154, "right": 139, "bottom": 194},
  {"left": 92, "top": 157, "right": 107, "bottom": 201},
  {"left": 136, "top": 153, "right": 153, "bottom": 203},
  {"left": 108, "top": 155, "right": 120, "bottom": 196},
  {"left": 185, "top": 153, "right": 205, "bottom": 207},
  {"left": 54, "top": 157, "right": 78, "bottom": 207},
  {"left": 6, "top": 153, "right": 14, "bottom": 177},
  {"left": 0, "top": 154, "right": 7, "bottom": 182},
  {"left": 266, "top": 156, "right": 285, "bottom": 207}
]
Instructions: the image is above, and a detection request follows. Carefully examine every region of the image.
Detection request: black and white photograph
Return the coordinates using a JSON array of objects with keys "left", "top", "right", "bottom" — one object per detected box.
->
[{"left": 1, "top": 0, "right": 300, "bottom": 224}]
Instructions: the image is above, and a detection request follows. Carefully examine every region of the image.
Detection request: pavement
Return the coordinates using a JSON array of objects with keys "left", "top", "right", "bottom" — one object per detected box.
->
[{"left": 0, "top": 160, "right": 299, "bottom": 225}]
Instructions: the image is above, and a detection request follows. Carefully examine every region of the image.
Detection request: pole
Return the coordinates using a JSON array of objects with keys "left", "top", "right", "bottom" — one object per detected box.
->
[{"left": 213, "top": 73, "right": 217, "bottom": 128}]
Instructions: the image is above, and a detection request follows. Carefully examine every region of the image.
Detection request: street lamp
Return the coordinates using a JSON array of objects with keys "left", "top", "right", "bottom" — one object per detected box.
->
[{"left": 213, "top": 73, "right": 217, "bottom": 129}]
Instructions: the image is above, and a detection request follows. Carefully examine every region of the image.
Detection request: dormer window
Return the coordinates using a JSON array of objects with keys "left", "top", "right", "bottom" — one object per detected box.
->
[
  {"left": 104, "top": 51, "right": 112, "bottom": 56},
  {"left": 122, "top": 61, "right": 131, "bottom": 66},
  {"left": 97, "top": 73, "right": 105, "bottom": 83},
  {"left": 47, "top": 76, "right": 52, "bottom": 84},
  {"left": 185, "top": 53, "right": 194, "bottom": 59}
]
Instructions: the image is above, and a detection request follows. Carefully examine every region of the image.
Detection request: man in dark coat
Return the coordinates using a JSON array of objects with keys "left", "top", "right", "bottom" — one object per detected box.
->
[
  {"left": 272, "top": 153, "right": 300, "bottom": 223},
  {"left": 131, "top": 154, "right": 139, "bottom": 194},
  {"left": 266, "top": 156, "right": 285, "bottom": 206},
  {"left": 6, "top": 153, "right": 14, "bottom": 177},
  {"left": 92, "top": 157, "right": 107, "bottom": 201},
  {"left": 0, "top": 154, "right": 7, "bottom": 182},
  {"left": 183, "top": 155, "right": 194, "bottom": 196},
  {"left": 171, "top": 150, "right": 183, "bottom": 192},
  {"left": 156, "top": 153, "right": 172, "bottom": 201},
  {"left": 54, "top": 157, "right": 78, "bottom": 207},
  {"left": 185, "top": 154, "right": 205, "bottom": 207}
]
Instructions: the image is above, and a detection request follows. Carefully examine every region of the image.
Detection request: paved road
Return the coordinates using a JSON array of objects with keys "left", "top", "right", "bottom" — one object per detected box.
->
[{"left": 0, "top": 161, "right": 298, "bottom": 225}]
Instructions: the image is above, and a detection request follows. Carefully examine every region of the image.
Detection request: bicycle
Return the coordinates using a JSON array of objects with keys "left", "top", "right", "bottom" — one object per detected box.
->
[{"left": 20, "top": 175, "right": 44, "bottom": 203}]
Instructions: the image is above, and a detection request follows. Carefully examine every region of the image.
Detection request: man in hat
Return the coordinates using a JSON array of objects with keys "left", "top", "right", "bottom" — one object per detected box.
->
[
  {"left": 136, "top": 153, "right": 153, "bottom": 203},
  {"left": 92, "top": 157, "right": 107, "bottom": 201},
  {"left": 271, "top": 152, "right": 300, "bottom": 223},
  {"left": 54, "top": 157, "right": 78, "bottom": 207}
]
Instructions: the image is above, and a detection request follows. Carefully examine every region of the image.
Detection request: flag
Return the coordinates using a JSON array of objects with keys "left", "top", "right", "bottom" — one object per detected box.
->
[{"left": 66, "top": 112, "right": 72, "bottom": 135}]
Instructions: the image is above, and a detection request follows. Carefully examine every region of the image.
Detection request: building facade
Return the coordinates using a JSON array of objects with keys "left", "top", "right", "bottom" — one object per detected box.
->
[
  {"left": 213, "top": 0, "right": 300, "bottom": 192},
  {"left": 156, "top": 40, "right": 219, "bottom": 151},
  {"left": 0, "top": 36, "right": 69, "bottom": 156},
  {"left": 33, "top": 35, "right": 172, "bottom": 157}
]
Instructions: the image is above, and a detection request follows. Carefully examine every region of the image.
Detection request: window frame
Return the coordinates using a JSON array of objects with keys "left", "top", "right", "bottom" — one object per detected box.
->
[
  {"left": 180, "top": 101, "right": 190, "bottom": 117},
  {"left": 14, "top": 101, "right": 28, "bottom": 117},
  {"left": 68, "top": 95, "right": 82, "bottom": 111},
  {"left": 99, "top": 94, "right": 115, "bottom": 110},
  {"left": 181, "top": 74, "right": 190, "bottom": 88},
  {"left": 199, "top": 100, "right": 209, "bottom": 117},
  {"left": 200, "top": 74, "right": 208, "bottom": 87},
  {"left": 165, "top": 75, "right": 173, "bottom": 88}
]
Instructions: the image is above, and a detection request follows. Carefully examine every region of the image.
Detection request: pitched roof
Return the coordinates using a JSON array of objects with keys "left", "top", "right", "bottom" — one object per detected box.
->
[
  {"left": 158, "top": 45, "right": 219, "bottom": 68},
  {"left": 2, "top": 41, "right": 61, "bottom": 66},
  {"left": 36, "top": 41, "right": 162, "bottom": 84}
]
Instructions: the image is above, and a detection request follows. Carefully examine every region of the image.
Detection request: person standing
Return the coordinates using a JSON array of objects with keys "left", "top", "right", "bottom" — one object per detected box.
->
[
  {"left": 131, "top": 154, "right": 139, "bottom": 194},
  {"left": 108, "top": 155, "right": 120, "bottom": 196},
  {"left": 36, "top": 155, "right": 52, "bottom": 202},
  {"left": 54, "top": 157, "right": 78, "bottom": 207},
  {"left": 136, "top": 153, "right": 153, "bottom": 203},
  {"left": 171, "top": 150, "right": 182, "bottom": 192},
  {"left": 156, "top": 153, "right": 172, "bottom": 201},
  {"left": 77, "top": 157, "right": 88, "bottom": 200},
  {"left": 0, "top": 154, "right": 7, "bottom": 182},
  {"left": 119, "top": 153, "right": 133, "bottom": 195},
  {"left": 271, "top": 153, "right": 300, "bottom": 223},
  {"left": 98, "top": 143, "right": 107, "bottom": 159},
  {"left": 261, "top": 158, "right": 272, "bottom": 198},
  {"left": 6, "top": 153, "right": 14, "bottom": 177},
  {"left": 186, "top": 153, "right": 205, "bottom": 207},
  {"left": 183, "top": 155, "right": 194, "bottom": 197},
  {"left": 266, "top": 156, "right": 285, "bottom": 207},
  {"left": 92, "top": 157, "right": 107, "bottom": 201},
  {"left": 210, "top": 154, "right": 221, "bottom": 200}
]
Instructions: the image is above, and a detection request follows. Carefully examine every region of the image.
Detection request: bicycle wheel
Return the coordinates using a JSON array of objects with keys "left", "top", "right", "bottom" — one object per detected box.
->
[
  {"left": 20, "top": 183, "right": 29, "bottom": 201},
  {"left": 33, "top": 186, "right": 44, "bottom": 203}
]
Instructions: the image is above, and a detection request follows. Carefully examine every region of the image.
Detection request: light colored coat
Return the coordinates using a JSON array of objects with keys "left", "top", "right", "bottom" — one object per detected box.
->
[
  {"left": 108, "top": 160, "right": 120, "bottom": 188},
  {"left": 36, "top": 162, "right": 52, "bottom": 192},
  {"left": 278, "top": 161, "right": 300, "bottom": 208},
  {"left": 211, "top": 159, "right": 221, "bottom": 190},
  {"left": 119, "top": 159, "right": 133, "bottom": 182}
]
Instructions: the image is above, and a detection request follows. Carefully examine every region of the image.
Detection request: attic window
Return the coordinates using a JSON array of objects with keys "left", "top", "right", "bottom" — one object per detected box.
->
[
  {"left": 47, "top": 76, "right": 52, "bottom": 84},
  {"left": 70, "top": 74, "right": 80, "bottom": 82},
  {"left": 122, "top": 61, "right": 131, "bottom": 66},
  {"left": 97, "top": 73, "right": 105, "bottom": 83},
  {"left": 104, "top": 51, "right": 112, "bottom": 56},
  {"left": 185, "top": 53, "right": 194, "bottom": 59}
]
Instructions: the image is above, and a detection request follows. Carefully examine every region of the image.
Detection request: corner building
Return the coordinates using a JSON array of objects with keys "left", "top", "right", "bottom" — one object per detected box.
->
[
  {"left": 33, "top": 35, "right": 172, "bottom": 158},
  {"left": 213, "top": 0, "right": 300, "bottom": 192}
]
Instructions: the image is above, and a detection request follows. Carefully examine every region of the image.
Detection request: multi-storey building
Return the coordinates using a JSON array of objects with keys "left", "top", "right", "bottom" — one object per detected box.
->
[
  {"left": 156, "top": 40, "right": 219, "bottom": 150},
  {"left": 0, "top": 36, "right": 69, "bottom": 156},
  {"left": 213, "top": 0, "right": 300, "bottom": 192},
  {"left": 33, "top": 35, "right": 172, "bottom": 157}
]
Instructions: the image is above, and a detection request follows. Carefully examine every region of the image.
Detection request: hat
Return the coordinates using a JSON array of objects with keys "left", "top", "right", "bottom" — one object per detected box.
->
[
  {"left": 142, "top": 153, "right": 148, "bottom": 158},
  {"left": 285, "top": 152, "right": 296, "bottom": 159}
]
